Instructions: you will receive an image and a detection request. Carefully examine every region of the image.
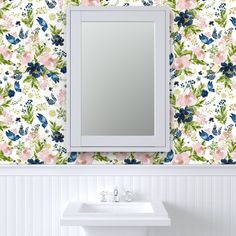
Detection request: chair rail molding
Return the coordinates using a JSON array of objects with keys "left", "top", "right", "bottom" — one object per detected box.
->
[{"left": 0, "top": 165, "right": 235, "bottom": 176}]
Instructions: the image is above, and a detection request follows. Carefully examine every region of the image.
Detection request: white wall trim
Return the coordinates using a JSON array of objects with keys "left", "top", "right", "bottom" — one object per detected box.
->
[{"left": 0, "top": 165, "right": 235, "bottom": 176}]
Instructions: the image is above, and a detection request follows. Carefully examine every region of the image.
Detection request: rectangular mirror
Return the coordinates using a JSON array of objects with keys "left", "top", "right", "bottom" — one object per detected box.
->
[{"left": 67, "top": 6, "right": 170, "bottom": 152}]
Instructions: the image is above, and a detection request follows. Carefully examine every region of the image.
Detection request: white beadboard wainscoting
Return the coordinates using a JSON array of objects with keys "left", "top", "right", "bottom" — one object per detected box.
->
[{"left": 0, "top": 165, "right": 236, "bottom": 236}]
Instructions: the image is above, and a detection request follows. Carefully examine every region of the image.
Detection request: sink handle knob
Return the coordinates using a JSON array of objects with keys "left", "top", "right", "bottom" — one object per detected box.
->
[
  {"left": 100, "top": 191, "right": 107, "bottom": 202},
  {"left": 125, "top": 190, "right": 133, "bottom": 202}
]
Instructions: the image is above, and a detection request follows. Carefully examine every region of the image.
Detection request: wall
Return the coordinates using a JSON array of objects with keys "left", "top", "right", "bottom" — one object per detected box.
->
[
  {"left": 0, "top": 166, "right": 236, "bottom": 236},
  {"left": 0, "top": 0, "right": 235, "bottom": 165}
]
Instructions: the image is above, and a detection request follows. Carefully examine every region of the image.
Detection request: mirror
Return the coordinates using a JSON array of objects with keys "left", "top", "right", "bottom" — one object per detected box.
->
[
  {"left": 81, "top": 22, "right": 154, "bottom": 136},
  {"left": 67, "top": 7, "right": 170, "bottom": 152}
]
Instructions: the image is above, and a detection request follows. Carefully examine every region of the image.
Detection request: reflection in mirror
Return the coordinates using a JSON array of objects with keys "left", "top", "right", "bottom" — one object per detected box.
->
[{"left": 81, "top": 22, "right": 155, "bottom": 136}]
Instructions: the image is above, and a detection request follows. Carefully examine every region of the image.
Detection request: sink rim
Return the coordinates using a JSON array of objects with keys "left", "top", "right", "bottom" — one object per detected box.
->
[{"left": 61, "top": 201, "right": 171, "bottom": 227}]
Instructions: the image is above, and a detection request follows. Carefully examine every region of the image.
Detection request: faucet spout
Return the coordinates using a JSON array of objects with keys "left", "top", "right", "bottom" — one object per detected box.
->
[{"left": 113, "top": 188, "right": 119, "bottom": 202}]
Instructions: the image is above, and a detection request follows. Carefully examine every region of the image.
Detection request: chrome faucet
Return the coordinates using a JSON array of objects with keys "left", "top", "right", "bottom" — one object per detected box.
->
[
  {"left": 100, "top": 191, "right": 107, "bottom": 202},
  {"left": 125, "top": 190, "right": 133, "bottom": 202},
  {"left": 113, "top": 188, "right": 119, "bottom": 202}
]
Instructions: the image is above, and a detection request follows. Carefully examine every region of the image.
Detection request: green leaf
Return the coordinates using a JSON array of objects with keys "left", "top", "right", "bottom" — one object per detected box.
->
[
  {"left": 0, "top": 54, "right": 12, "bottom": 65},
  {"left": 167, "top": 0, "right": 176, "bottom": 9},
  {"left": 0, "top": 150, "right": 12, "bottom": 162},
  {"left": 153, "top": 153, "right": 165, "bottom": 165},
  {"left": 228, "top": 44, "right": 236, "bottom": 57},
  {"left": 23, "top": 75, "right": 39, "bottom": 89},
  {"left": 0, "top": 2, "right": 11, "bottom": 19},
  {"left": 183, "top": 69, "right": 193, "bottom": 75},
  {"left": 174, "top": 41, "right": 192, "bottom": 57},
  {"left": 174, "top": 138, "right": 192, "bottom": 154},
  {"left": 0, "top": 82, "right": 12, "bottom": 98},
  {"left": 228, "top": 141, "right": 236, "bottom": 153},
  {"left": 170, "top": 94, "right": 176, "bottom": 106},
  {"left": 184, "top": 121, "right": 201, "bottom": 133},
  {"left": 50, "top": 121, "right": 62, "bottom": 132},
  {"left": 191, "top": 150, "right": 207, "bottom": 162},
  {"left": 92, "top": 152, "right": 110, "bottom": 163},
  {"left": 22, "top": 106, "right": 34, "bottom": 124},
  {"left": 0, "top": 121, "right": 8, "bottom": 131},
  {"left": 191, "top": 54, "right": 206, "bottom": 65},
  {"left": 215, "top": 106, "right": 227, "bottom": 124},
  {"left": 70, "top": 0, "right": 80, "bottom": 5},
  {"left": 35, "top": 44, "right": 45, "bottom": 57},
  {"left": 22, "top": 9, "right": 34, "bottom": 28},
  {"left": 215, "top": 10, "right": 227, "bottom": 28},
  {"left": 192, "top": 82, "right": 205, "bottom": 98},
  {"left": 195, "top": 3, "right": 205, "bottom": 11},
  {"left": 217, "top": 75, "right": 232, "bottom": 89},
  {"left": 35, "top": 141, "right": 45, "bottom": 153},
  {"left": 50, "top": 25, "right": 62, "bottom": 35},
  {"left": 0, "top": 26, "right": 8, "bottom": 34},
  {"left": 184, "top": 25, "right": 201, "bottom": 37}
]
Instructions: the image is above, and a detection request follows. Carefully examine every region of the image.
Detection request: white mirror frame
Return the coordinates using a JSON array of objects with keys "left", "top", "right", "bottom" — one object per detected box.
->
[{"left": 66, "top": 6, "right": 170, "bottom": 152}]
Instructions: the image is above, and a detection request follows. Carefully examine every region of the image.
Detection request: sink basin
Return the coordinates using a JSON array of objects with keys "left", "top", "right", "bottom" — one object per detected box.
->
[
  {"left": 79, "top": 202, "right": 154, "bottom": 214},
  {"left": 61, "top": 201, "right": 170, "bottom": 226}
]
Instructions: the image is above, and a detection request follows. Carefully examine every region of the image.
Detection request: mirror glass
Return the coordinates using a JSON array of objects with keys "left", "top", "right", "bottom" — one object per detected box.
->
[{"left": 81, "top": 22, "right": 155, "bottom": 136}]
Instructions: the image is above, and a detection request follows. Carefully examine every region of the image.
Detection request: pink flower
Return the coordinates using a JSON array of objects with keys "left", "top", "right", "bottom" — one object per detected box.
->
[
  {"left": 39, "top": 76, "right": 49, "bottom": 90},
  {"left": 0, "top": 46, "right": 12, "bottom": 60},
  {"left": 38, "top": 149, "right": 58, "bottom": 165},
  {"left": 214, "top": 148, "right": 226, "bottom": 161},
  {"left": 20, "top": 148, "right": 33, "bottom": 162},
  {"left": 0, "top": 142, "right": 12, "bottom": 156},
  {"left": 76, "top": 153, "right": 93, "bottom": 164},
  {"left": 177, "top": 0, "right": 197, "bottom": 10},
  {"left": 173, "top": 151, "right": 190, "bottom": 165},
  {"left": 193, "top": 47, "right": 205, "bottom": 60},
  {"left": 174, "top": 55, "right": 190, "bottom": 70},
  {"left": 155, "top": 0, "right": 162, "bottom": 4},
  {"left": 195, "top": 15, "right": 208, "bottom": 29},
  {"left": 232, "top": 55, "right": 236, "bottom": 64},
  {"left": 80, "top": 0, "right": 100, "bottom": 6},
  {"left": 38, "top": 53, "right": 58, "bottom": 70},
  {"left": 58, "top": 89, "right": 66, "bottom": 105},
  {"left": 213, "top": 51, "right": 226, "bottom": 65},
  {"left": 232, "top": 151, "right": 236, "bottom": 160},
  {"left": 135, "top": 153, "right": 153, "bottom": 164},
  {"left": 2, "top": 111, "right": 14, "bottom": 125},
  {"left": 21, "top": 52, "right": 34, "bottom": 65},
  {"left": 177, "top": 92, "right": 197, "bottom": 107},
  {"left": 0, "top": 95, "right": 4, "bottom": 105},
  {"left": 193, "top": 142, "right": 205, "bottom": 156},
  {"left": 114, "top": 152, "right": 128, "bottom": 162},
  {"left": 194, "top": 111, "right": 208, "bottom": 125}
]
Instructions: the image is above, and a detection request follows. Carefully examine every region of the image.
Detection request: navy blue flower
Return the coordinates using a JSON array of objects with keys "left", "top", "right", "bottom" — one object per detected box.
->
[
  {"left": 47, "top": 72, "right": 59, "bottom": 83},
  {"left": 26, "top": 62, "right": 45, "bottom": 78},
  {"left": 219, "top": 62, "right": 236, "bottom": 78},
  {"left": 52, "top": 131, "right": 64, "bottom": 142},
  {"left": 68, "top": 152, "right": 77, "bottom": 162},
  {"left": 52, "top": 35, "right": 64, "bottom": 46},
  {"left": 201, "top": 90, "right": 208, "bottom": 98},
  {"left": 28, "top": 158, "right": 44, "bottom": 164},
  {"left": 174, "top": 107, "right": 193, "bottom": 123},
  {"left": 124, "top": 158, "right": 141, "bottom": 164},
  {"left": 165, "top": 150, "right": 174, "bottom": 163},
  {"left": 174, "top": 11, "right": 193, "bottom": 27},
  {"left": 175, "top": 129, "right": 182, "bottom": 138},
  {"left": 60, "top": 66, "right": 67, "bottom": 74},
  {"left": 221, "top": 159, "right": 236, "bottom": 165},
  {"left": 8, "top": 90, "right": 15, "bottom": 98}
]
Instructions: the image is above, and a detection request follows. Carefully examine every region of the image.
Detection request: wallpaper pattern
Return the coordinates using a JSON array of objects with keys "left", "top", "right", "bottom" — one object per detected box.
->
[{"left": 0, "top": 0, "right": 235, "bottom": 165}]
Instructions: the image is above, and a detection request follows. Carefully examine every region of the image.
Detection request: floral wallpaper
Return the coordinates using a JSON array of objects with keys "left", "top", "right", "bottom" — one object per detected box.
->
[{"left": 0, "top": 0, "right": 235, "bottom": 165}]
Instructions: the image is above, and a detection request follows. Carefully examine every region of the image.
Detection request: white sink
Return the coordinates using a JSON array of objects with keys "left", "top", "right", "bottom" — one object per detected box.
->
[{"left": 61, "top": 201, "right": 171, "bottom": 228}]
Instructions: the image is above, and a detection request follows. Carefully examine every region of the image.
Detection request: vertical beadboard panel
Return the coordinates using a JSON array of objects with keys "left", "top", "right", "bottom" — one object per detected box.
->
[
  {"left": 0, "top": 176, "right": 7, "bottom": 236},
  {"left": 0, "top": 174, "right": 235, "bottom": 236}
]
